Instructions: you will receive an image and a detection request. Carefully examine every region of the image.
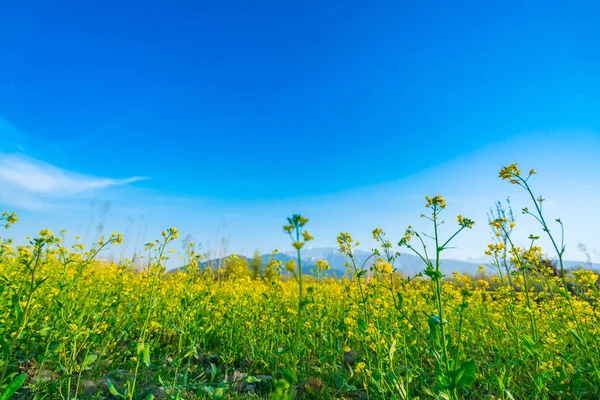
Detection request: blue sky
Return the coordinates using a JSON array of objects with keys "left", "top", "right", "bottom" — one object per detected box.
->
[{"left": 1, "top": 1, "right": 599, "bottom": 263}]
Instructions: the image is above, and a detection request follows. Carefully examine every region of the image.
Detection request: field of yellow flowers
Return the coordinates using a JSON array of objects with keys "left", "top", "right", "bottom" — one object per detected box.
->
[{"left": 1, "top": 164, "right": 600, "bottom": 399}]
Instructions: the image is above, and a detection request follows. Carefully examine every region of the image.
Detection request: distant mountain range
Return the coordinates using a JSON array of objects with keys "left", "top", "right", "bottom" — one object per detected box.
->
[{"left": 173, "top": 247, "right": 600, "bottom": 277}]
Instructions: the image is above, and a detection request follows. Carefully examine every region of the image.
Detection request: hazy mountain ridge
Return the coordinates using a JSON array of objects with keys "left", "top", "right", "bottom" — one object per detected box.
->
[{"left": 174, "top": 247, "right": 600, "bottom": 277}]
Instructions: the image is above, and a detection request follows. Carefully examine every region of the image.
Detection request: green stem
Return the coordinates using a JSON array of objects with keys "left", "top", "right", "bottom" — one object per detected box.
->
[
  {"left": 433, "top": 209, "right": 450, "bottom": 373},
  {"left": 295, "top": 228, "right": 303, "bottom": 363},
  {"left": 503, "top": 232, "right": 538, "bottom": 343}
]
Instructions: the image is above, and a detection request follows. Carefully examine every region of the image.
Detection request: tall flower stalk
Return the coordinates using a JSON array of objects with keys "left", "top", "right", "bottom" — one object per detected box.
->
[
  {"left": 398, "top": 196, "right": 475, "bottom": 398},
  {"left": 125, "top": 227, "right": 179, "bottom": 400},
  {"left": 499, "top": 164, "right": 600, "bottom": 383},
  {"left": 283, "top": 215, "right": 313, "bottom": 362}
]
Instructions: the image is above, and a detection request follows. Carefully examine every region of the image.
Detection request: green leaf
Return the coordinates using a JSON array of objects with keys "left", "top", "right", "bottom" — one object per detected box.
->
[
  {"left": 183, "top": 347, "right": 198, "bottom": 359},
  {"left": 12, "top": 294, "right": 22, "bottom": 322},
  {"left": 245, "top": 375, "right": 261, "bottom": 383},
  {"left": 446, "top": 359, "right": 476, "bottom": 389},
  {"left": 456, "top": 359, "right": 476, "bottom": 387},
  {"left": 567, "top": 329, "right": 584, "bottom": 346},
  {"left": 282, "top": 368, "right": 296, "bottom": 385},
  {"left": 0, "top": 336, "right": 9, "bottom": 359},
  {"left": 106, "top": 378, "right": 125, "bottom": 398},
  {"left": 357, "top": 318, "right": 367, "bottom": 333},
  {"left": 389, "top": 339, "right": 397, "bottom": 363},
  {"left": 81, "top": 354, "right": 98, "bottom": 370},
  {"left": 424, "top": 269, "right": 443, "bottom": 280},
  {"left": 521, "top": 334, "right": 539, "bottom": 357},
  {"left": 334, "top": 375, "right": 343, "bottom": 389},
  {"left": 136, "top": 342, "right": 144, "bottom": 357},
  {"left": 158, "top": 376, "right": 167, "bottom": 388},
  {"left": 0, "top": 373, "right": 27, "bottom": 400},
  {"left": 143, "top": 343, "right": 151, "bottom": 367}
]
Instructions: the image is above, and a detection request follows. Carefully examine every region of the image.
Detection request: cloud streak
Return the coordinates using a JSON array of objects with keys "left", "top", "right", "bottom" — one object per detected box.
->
[{"left": 0, "top": 153, "right": 147, "bottom": 209}]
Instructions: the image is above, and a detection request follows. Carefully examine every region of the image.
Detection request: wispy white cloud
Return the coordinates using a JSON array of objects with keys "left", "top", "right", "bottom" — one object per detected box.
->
[{"left": 0, "top": 153, "right": 147, "bottom": 209}]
